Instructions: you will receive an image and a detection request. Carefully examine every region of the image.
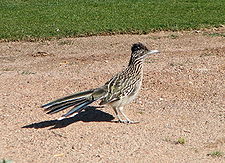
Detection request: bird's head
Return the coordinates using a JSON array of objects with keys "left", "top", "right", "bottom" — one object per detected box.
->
[{"left": 131, "top": 43, "right": 160, "bottom": 59}]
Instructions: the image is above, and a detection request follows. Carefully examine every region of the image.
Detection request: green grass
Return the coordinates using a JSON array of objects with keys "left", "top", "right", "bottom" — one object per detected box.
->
[
  {"left": 205, "top": 32, "right": 225, "bottom": 37},
  {"left": 0, "top": 159, "right": 13, "bottom": 163},
  {"left": 0, "top": 0, "right": 225, "bottom": 40},
  {"left": 207, "top": 151, "right": 224, "bottom": 157},
  {"left": 176, "top": 137, "right": 186, "bottom": 144}
]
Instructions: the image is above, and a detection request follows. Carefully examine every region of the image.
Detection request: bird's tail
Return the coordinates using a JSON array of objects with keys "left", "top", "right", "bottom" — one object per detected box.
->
[{"left": 41, "top": 88, "right": 106, "bottom": 119}]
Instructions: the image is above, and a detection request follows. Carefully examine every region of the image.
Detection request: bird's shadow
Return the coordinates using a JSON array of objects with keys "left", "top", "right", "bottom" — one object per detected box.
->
[{"left": 22, "top": 106, "right": 115, "bottom": 130}]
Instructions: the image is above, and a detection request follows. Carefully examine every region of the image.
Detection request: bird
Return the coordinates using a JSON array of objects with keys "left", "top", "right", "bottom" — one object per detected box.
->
[{"left": 41, "top": 43, "right": 160, "bottom": 124}]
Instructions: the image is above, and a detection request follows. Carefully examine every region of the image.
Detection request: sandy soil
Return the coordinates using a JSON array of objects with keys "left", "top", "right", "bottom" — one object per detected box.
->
[{"left": 0, "top": 27, "right": 225, "bottom": 163}]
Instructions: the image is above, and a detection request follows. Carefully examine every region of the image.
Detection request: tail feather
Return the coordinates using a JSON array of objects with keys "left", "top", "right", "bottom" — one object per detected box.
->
[
  {"left": 41, "top": 89, "right": 94, "bottom": 108},
  {"left": 47, "top": 102, "right": 77, "bottom": 114},
  {"left": 41, "top": 87, "right": 106, "bottom": 119},
  {"left": 46, "top": 99, "right": 86, "bottom": 114},
  {"left": 44, "top": 98, "right": 85, "bottom": 112},
  {"left": 62, "top": 100, "right": 94, "bottom": 117}
]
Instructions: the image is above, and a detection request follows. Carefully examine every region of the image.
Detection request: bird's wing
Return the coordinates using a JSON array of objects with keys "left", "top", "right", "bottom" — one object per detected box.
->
[{"left": 99, "top": 71, "right": 138, "bottom": 105}]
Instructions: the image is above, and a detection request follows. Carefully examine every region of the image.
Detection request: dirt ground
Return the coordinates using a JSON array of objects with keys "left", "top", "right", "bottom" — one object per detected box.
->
[{"left": 0, "top": 27, "right": 225, "bottom": 163}]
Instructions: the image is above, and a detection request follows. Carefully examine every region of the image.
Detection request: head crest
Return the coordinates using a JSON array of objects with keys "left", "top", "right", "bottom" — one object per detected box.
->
[{"left": 131, "top": 43, "right": 148, "bottom": 53}]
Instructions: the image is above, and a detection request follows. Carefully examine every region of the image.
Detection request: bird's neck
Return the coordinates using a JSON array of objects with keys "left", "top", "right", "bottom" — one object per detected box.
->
[{"left": 128, "top": 56, "right": 145, "bottom": 74}]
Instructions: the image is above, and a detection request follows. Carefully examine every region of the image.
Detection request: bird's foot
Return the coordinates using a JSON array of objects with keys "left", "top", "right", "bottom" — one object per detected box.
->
[
  {"left": 118, "top": 119, "right": 139, "bottom": 124},
  {"left": 127, "top": 120, "right": 139, "bottom": 124}
]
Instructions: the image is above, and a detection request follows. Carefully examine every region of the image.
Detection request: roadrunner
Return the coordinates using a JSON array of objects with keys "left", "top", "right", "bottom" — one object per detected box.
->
[{"left": 42, "top": 43, "right": 159, "bottom": 123}]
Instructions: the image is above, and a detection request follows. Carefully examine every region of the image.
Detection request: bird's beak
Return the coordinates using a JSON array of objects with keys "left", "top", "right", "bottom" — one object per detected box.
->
[{"left": 146, "top": 50, "right": 160, "bottom": 55}]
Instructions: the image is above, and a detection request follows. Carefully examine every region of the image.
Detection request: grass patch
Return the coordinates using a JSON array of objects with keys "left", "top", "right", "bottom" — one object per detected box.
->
[
  {"left": 0, "top": 0, "right": 225, "bottom": 40},
  {"left": 1, "top": 68, "right": 14, "bottom": 71},
  {"left": 137, "top": 111, "right": 144, "bottom": 115},
  {"left": 0, "top": 159, "right": 13, "bottom": 163},
  {"left": 199, "top": 53, "right": 215, "bottom": 57},
  {"left": 168, "top": 34, "right": 179, "bottom": 39},
  {"left": 20, "top": 71, "right": 36, "bottom": 75},
  {"left": 204, "top": 32, "right": 225, "bottom": 37},
  {"left": 58, "top": 40, "right": 74, "bottom": 46},
  {"left": 176, "top": 137, "right": 186, "bottom": 144},
  {"left": 207, "top": 151, "right": 224, "bottom": 157},
  {"left": 163, "top": 137, "right": 186, "bottom": 145}
]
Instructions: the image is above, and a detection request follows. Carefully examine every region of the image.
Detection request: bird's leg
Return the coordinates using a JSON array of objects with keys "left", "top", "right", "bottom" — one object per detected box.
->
[
  {"left": 113, "top": 107, "right": 125, "bottom": 123},
  {"left": 118, "top": 107, "right": 139, "bottom": 124}
]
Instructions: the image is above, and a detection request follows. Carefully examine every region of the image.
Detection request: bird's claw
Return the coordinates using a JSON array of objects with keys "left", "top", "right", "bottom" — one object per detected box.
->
[{"left": 118, "top": 120, "right": 139, "bottom": 124}]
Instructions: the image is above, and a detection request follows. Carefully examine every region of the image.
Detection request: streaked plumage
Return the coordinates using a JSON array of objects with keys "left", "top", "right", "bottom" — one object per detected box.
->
[{"left": 42, "top": 43, "right": 159, "bottom": 123}]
